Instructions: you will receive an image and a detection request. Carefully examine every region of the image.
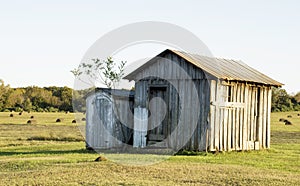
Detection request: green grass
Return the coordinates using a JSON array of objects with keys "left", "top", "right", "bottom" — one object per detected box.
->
[{"left": 0, "top": 111, "right": 299, "bottom": 185}]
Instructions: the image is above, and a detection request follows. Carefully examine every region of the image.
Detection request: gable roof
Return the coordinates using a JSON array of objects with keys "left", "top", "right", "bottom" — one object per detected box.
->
[{"left": 124, "top": 49, "right": 283, "bottom": 87}]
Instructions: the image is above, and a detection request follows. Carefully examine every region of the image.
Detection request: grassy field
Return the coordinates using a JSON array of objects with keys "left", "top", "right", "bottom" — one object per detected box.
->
[{"left": 0, "top": 111, "right": 299, "bottom": 185}]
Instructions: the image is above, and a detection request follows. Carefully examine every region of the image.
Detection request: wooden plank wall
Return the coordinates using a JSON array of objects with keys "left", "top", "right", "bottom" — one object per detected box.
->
[
  {"left": 131, "top": 52, "right": 272, "bottom": 152},
  {"left": 132, "top": 53, "right": 210, "bottom": 151},
  {"left": 86, "top": 90, "right": 134, "bottom": 149},
  {"left": 208, "top": 81, "right": 272, "bottom": 151}
]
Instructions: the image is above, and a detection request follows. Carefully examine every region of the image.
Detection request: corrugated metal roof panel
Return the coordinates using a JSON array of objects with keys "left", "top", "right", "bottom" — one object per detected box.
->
[
  {"left": 125, "top": 49, "right": 283, "bottom": 87},
  {"left": 171, "top": 50, "right": 283, "bottom": 86}
]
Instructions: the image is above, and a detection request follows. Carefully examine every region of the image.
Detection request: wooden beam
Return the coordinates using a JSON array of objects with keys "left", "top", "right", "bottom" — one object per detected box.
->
[
  {"left": 266, "top": 87, "right": 272, "bottom": 148},
  {"left": 210, "top": 101, "right": 245, "bottom": 108},
  {"left": 243, "top": 85, "right": 249, "bottom": 150},
  {"left": 209, "top": 80, "right": 217, "bottom": 151}
]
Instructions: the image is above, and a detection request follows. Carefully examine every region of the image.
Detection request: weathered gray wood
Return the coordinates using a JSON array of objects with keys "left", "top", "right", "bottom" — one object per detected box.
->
[
  {"left": 215, "top": 82, "right": 221, "bottom": 151},
  {"left": 185, "top": 80, "right": 192, "bottom": 150},
  {"left": 250, "top": 87, "right": 256, "bottom": 141},
  {"left": 235, "top": 83, "right": 241, "bottom": 150},
  {"left": 148, "top": 134, "right": 165, "bottom": 141},
  {"left": 246, "top": 87, "right": 252, "bottom": 147},
  {"left": 211, "top": 101, "right": 245, "bottom": 108},
  {"left": 199, "top": 79, "right": 206, "bottom": 150},
  {"left": 262, "top": 87, "right": 268, "bottom": 148},
  {"left": 266, "top": 87, "right": 272, "bottom": 148},
  {"left": 253, "top": 88, "right": 258, "bottom": 142},
  {"left": 133, "top": 107, "right": 148, "bottom": 147},
  {"left": 223, "top": 86, "right": 229, "bottom": 151},
  {"left": 209, "top": 80, "right": 216, "bottom": 151},
  {"left": 239, "top": 84, "right": 244, "bottom": 150},
  {"left": 120, "top": 50, "right": 276, "bottom": 152},
  {"left": 230, "top": 84, "right": 235, "bottom": 150},
  {"left": 243, "top": 85, "right": 249, "bottom": 150},
  {"left": 257, "top": 87, "right": 263, "bottom": 146},
  {"left": 226, "top": 107, "right": 231, "bottom": 151},
  {"left": 85, "top": 89, "right": 135, "bottom": 150}
]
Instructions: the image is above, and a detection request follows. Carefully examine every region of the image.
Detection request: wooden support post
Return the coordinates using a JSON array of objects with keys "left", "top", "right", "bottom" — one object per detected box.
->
[
  {"left": 262, "top": 88, "right": 268, "bottom": 148},
  {"left": 243, "top": 85, "right": 249, "bottom": 150},
  {"left": 209, "top": 80, "right": 216, "bottom": 151},
  {"left": 266, "top": 87, "right": 272, "bottom": 148},
  {"left": 216, "top": 82, "right": 222, "bottom": 151}
]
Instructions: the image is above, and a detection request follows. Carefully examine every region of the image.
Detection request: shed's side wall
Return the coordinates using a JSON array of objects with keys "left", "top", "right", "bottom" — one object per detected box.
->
[
  {"left": 133, "top": 53, "right": 211, "bottom": 151},
  {"left": 86, "top": 91, "right": 134, "bottom": 149},
  {"left": 208, "top": 80, "right": 272, "bottom": 151}
]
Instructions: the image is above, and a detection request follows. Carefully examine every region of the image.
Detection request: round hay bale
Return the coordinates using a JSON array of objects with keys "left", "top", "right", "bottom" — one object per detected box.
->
[
  {"left": 27, "top": 120, "right": 37, "bottom": 124},
  {"left": 56, "top": 118, "right": 62, "bottom": 123},
  {"left": 279, "top": 118, "right": 285, "bottom": 122},
  {"left": 298, "top": 113, "right": 300, "bottom": 116},
  {"left": 287, "top": 115, "right": 292, "bottom": 118},
  {"left": 284, "top": 120, "right": 292, "bottom": 125},
  {"left": 9, "top": 113, "right": 14, "bottom": 117},
  {"left": 65, "top": 111, "right": 69, "bottom": 114},
  {"left": 19, "top": 112, "right": 23, "bottom": 115},
  {"left": 30, "top": 116, "right": 34, "bottom": 119},
  {"left": 81, "top": 118, "right": 86, "bottom": 121},
  {"left": 71, "top": 120, "right": 76, "bottom": 124},
  {"left": 95, "top": 155, "right": 107, "bottom": 162}
]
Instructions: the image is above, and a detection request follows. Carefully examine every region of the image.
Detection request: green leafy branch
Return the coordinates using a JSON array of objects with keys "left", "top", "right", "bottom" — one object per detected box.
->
[{"left": 71, "top": 57, "right": 126, "bottom": 89}]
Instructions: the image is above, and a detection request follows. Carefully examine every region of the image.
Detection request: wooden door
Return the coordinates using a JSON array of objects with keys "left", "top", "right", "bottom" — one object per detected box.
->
[{"left": 147, "top": 86, "right": 168, "bottom": 146}]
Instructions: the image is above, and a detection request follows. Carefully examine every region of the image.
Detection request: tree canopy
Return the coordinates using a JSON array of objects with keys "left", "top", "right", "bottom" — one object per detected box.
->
[
  {"left": 0, "top": 79, "right": 299, "bottom": 113},
  {"left": 0, "top": 80, "right": 85, "bottom": 112}
]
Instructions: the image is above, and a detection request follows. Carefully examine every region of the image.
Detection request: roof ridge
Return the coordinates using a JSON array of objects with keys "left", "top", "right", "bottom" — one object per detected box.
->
[{"left": 170, "top": 49, "right": 241, "bottom": 62}]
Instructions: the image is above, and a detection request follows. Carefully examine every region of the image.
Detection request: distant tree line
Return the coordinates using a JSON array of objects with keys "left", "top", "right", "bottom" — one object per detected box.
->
[
  {"left": 272, "top": 87, "right": 300, "bottom": 112},
  {"left": 0, "top": 80, "right": 86, "bottom": 112},
  {"left": 0, "top": 79, "right": 299, "bottom": 113}
]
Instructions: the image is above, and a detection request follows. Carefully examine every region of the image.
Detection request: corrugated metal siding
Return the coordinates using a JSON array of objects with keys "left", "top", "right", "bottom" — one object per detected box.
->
[{"left": 125, "top": 49, "right": 283, "bottom": 87}]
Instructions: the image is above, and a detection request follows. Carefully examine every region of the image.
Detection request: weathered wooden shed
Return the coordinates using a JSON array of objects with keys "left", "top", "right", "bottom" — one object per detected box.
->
[
  {"left": 85, "top": 88, "right": 134, "bottom": 149},
  {"left": 124, "top": 49, "right": 283, "bottom": 151}
]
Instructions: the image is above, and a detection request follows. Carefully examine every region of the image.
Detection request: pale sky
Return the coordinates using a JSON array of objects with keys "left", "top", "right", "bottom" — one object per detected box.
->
[{"left": 0, "top": 0, "right": 299, "bottom": 93}]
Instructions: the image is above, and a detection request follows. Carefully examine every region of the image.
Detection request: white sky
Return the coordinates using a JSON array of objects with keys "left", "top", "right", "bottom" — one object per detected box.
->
[{"left": 0, "top": 0, "right": 299, "bottom": 93}]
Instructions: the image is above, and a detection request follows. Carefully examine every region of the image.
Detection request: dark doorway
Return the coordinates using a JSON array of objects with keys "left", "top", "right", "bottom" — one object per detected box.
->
[{"left": 147, "top": 86, "right": 169, "bottom": 146}]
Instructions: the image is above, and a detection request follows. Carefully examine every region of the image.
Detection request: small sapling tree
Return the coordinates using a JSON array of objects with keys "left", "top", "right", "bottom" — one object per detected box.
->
[{"left": 71, "top": 57, "right": 126, "bottom": 89}]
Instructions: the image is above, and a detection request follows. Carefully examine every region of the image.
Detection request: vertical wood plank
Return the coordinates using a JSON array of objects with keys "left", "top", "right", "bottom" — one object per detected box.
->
[
  {"left": 250, "top": 87, "right": 256, "bottom": 141},
  {"left": 209, "top": 80, "right": 216, "bottom": 151},
  {"left": 253, "top": 88, "right": 258, "bottom": 142},
  {"left": 219, "top": 108, "right": 224, "bottom": 151},
  {"left": 243, "top": 84, "right": 249, "bottom": 150},
  {"left": 247, "top": 87, "right": 252, "bottom": 145},
  {"left": 235, "top": 83, "right": 241, "bottom": 150},
  {"left": 262, "top": 87, "right": 268, "bottom": 148},
  {"left": 239, "top": 84, "right": 244, "bottom": 149},
  {"left": 224, "top": 84, "right": 228, "bottom": 151},
  {"left": 200, "top": 79, "right": 206, "bottom": 150},
  {"left": 232, "top": 83, "right": 237, "bottom": 150},
  {"left": 266, "top": 87, "right": 272, "bottom": 148},
  {"left": 257, "top": 87, "right": 263, "bottom": 146},
  {"left": 215, "top": 82, "right": 221, "bottom": 151}
]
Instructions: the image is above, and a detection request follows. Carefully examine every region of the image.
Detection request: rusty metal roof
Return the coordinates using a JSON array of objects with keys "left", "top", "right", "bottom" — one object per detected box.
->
[{"left": 125, "top": 49, "right": 283, "bottom": 87}]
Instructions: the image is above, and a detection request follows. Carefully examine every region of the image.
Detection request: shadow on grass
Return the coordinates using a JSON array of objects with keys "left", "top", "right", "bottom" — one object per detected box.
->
[
  {"left": 0, "top": 149, "right": 97, "bottom": 156},
  {"left": 27, "top": 136, "right": 84, "bottom": 142}
]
